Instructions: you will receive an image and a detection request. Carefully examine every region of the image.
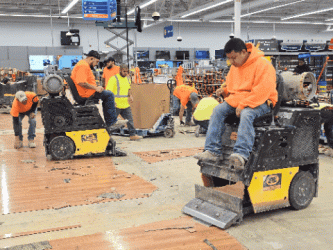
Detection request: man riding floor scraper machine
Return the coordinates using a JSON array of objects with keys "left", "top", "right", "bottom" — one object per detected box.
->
[
  {"left": 40, "top": 73, "right": 126, "bottom": 160},
  {"left": 183, "top": 71, "right": 322, "bottom": 229}
]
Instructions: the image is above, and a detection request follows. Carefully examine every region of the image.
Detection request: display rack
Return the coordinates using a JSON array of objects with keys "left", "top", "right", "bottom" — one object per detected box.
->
[{"left": 266, "top": 52, "right": 333, "bottom": 92}]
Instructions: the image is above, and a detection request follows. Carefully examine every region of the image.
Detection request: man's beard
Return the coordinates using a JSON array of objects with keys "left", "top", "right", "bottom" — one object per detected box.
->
[
  {"left": 90, "top": 64, "right": 95, "bottom": 70},
  {"left": 107, "top": 65, "right": 112, "bottom": 69}
]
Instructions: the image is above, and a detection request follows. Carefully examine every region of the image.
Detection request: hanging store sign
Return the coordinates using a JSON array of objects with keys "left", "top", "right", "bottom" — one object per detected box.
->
[
  {"left": 82, "top": 0, "right": 117, "bottom": 21},
  {"left": 164, "top": 25, "right": 174, "bottom": 38},
  {"left": 255, "top": 39, "right": 279, "bottom": 52}
]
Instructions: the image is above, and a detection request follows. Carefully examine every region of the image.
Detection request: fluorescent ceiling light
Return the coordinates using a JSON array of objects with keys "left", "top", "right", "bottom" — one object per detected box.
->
[
  {"left": 209, "top": 19, "right": 333, "bottom": 26},
  {"left": 181, "top": 0, "right": 233, "bottom": 18},
  {"left": 209, "top": 20, "right": 233, "bottom": 23},
  {"left": 282, "top": 7, "right": 333, "bottom": 20},
  {"left": 241, "top": 0, "right": 305, "bottom": 18},
  {"left": 62, "top": 0, "right": 79, "bottom": 14},
  {"left": 170, "top": 19, "right": 201, "bottom": 22},
  {"left": 127, "top": 0, "right": 158, "bottom": 15},
  {"left": 326, "top": 18, "right": 333, "bottom": 21}
]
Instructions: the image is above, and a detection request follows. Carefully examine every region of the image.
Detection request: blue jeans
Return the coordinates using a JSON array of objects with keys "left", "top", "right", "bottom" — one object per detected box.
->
[
  {"left": 93, "top": 90, "right": 117, "bottom": 127},
  {"left": 173, "top": 95, "right": 193, "bottom": 123},
  {"left": 172, "top": 95, "right": 180, "bottom": 115},
  {"left": 14, "top": 112, "right": 37, "bottom": 141},
  {"left": 194, "top": 118, "right": 209, "bottom": 133},
  {"left": 205, "top": 102, "right": 271, "bottom": 160},
  {"left": 116, "top": 107, "right": 136, "bottom": 136}
]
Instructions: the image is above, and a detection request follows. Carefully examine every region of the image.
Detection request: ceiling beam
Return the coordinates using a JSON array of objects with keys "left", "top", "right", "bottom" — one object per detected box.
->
[
  {"left": 176, "top": 0, "right": 233, "bottom": 19},
  {"left": 202, "top": 0, "right": 271, "bottom": 21}
]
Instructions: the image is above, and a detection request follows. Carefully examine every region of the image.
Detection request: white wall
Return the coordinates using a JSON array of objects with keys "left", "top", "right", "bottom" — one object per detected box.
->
[{"left": 0, "top": 16, "right": 333, "bottom": 58}]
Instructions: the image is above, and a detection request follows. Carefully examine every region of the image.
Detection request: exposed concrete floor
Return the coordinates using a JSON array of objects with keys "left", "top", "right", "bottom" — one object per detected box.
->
[{"left": 0, "top": 113, "right": 333, "bottom": 249}]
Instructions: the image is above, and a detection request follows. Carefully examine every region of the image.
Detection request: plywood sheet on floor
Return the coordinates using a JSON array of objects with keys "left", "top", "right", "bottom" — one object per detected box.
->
[
  {"left": 0, "top": 134, "right": 157, "bottom": 214},
  {"left": 49, "top": 216, "right": 246, "bottom": 250},
  {"left": 133, "top": 147, "right": 204, "bottom": 163}
]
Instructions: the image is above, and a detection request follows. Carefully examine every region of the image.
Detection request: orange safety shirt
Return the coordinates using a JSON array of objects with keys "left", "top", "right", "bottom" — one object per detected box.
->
[
  {"left": 173, "top": 85, "right": 198, "bottom": 108},
  {"left": 175, "top": 65, "right": 184, "bottom": 86},
  {"left": 10, "top": 91, "right": 39, "bottom": 117},
  {"left": 102, "top": 65, "right": 120, "bottom": 89},
  {"left": 224, "top": 43, "right": 278, "bottom": 110},
  {"left": 71, "top": 60, "right": 96, "bottom": 98}
]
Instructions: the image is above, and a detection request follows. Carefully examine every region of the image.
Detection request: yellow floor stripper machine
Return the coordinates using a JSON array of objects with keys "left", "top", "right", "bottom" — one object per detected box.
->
[
  {"left": 40, "top": 74, "right": 126, "bottom": 160},
  {"left": 183, "top": 71, "right": 321, "bottom": 229}
]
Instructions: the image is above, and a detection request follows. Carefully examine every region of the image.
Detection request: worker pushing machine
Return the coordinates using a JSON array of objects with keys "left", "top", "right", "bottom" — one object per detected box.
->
[
  {"left": 11, "top": 90, "right": 39, "bottom": 149},
  {"left": 102, "top": 57, "right": 120, "bottom": 89},
  {"left": 106, "top": 64, "right": 142, "bottom": 141},
  {"left": 194, "top": 38, "right": 278, "bottom": 170},
  {"left": 71, "top": 50, "right": 127, "bottom": 133},
  {"left": 173, "top": 84, "right": 199, "bottom": 126}
]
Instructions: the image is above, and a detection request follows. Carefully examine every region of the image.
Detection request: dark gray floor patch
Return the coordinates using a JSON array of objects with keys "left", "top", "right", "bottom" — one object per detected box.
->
[
  {"left": 0, "top": 241, "right": 52, "bottom": 250},
  {"left": 98, "top": 193, "right": 126, "bottom": 199}
]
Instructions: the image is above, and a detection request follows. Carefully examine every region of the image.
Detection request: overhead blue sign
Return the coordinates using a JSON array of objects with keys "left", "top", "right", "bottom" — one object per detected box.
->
[
  {"left": 82, "top": 0, "right": 116, "bottom": 21},
  {"left": 164, "top": 25, "right": 174, "bottom": 38}
]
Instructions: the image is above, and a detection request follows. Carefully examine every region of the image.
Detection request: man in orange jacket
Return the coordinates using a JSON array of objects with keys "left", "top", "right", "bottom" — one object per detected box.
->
[
  {"left": 173, "top": 84, "right": 199, "bottom": 126},
  {"left": 194, "top": 38, "right": 277, "bottom": 170},
  {"left": 102, "top": 57, "right": 120, "bottom": 89},
  {"left": 71, "top": 51, "right": 127, "bottom": 133},
  {"left": 10, "top": 91, "right": 39, "bottom": 149}
]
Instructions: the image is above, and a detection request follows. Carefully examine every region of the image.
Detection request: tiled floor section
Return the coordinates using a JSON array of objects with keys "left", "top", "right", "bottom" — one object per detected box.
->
[
  {"left": 0, "top": 225, "right": 81, "bottom": 240},
  {"left": 133, "top": 147, "right": 204, "bottom": 164},
  {"left": 49, "top": 216, "right": 247, "bottom": 250},
  {"left": 0, "top": 134, "right": 157, "bottom": 214}
]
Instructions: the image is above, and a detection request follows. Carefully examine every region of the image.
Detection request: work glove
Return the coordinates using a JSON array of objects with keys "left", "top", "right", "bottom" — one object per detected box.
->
[{"left": 180, "top": 120, "right": 185, "bottom": 125}]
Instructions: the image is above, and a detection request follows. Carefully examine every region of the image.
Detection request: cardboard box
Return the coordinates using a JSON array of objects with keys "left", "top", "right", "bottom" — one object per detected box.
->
[
  {"left": 36, "top": 78, "right": 47, "bottom": 96},
  {"left": 130, "top": 84, "right": 170, "bottom": 129}
]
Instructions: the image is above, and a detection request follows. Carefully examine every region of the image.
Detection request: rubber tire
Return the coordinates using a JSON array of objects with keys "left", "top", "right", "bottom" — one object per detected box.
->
[
  {"left": 49, "top": 136, "right": 75, "bottom": 160},
  {"left": 164, "top": 128, "right": 174, "bottom": 138},
  {"left": 195, "top": 126, "right": 200, "bottom": 137},
  {"left": 289, "top": 171, "right": 315, "bottom": 210}
]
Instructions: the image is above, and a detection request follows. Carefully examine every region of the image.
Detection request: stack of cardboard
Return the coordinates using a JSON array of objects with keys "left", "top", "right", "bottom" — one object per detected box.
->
[{"left": 130, "top": 84, "right": 170, "bottom": 129}]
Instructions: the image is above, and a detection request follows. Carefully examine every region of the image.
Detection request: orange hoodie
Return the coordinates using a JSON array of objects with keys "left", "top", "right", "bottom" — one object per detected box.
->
[
  {"left": 224, "top": 43, "right": 277, "bottom": 110},
  {"left": 175, "top": 66, "right": 184, "bottom": 86}
]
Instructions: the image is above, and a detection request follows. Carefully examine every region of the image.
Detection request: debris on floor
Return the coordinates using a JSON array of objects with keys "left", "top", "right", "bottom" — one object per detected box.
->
[
  {"left": 46, "top": 217, "right": 246, "bottom": 250},
  {"left": 0, "top": 241, "right": 52, "bottom": 250},
  {"left": 0, "top": 134, "right": 157, "bottom": 214},
  {"left": 319, "top": 145, "right": 333, "bottom": 157},
  {"left": 0, "top": 225, "right": 81, "bottom": 240},
  {"left": 133, "top": 147, "right": 204, "bottom": 163}
]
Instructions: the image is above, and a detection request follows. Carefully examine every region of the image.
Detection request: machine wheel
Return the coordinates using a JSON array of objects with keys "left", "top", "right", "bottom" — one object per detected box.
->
[
  {"left": 289, "top": 171, "right": 315, "bottom": 210},
  {"left": 164, "top": 128, "right": 174, "bottom": 138},
  {"left": 49, "top": 136, "right": 75, "bottom": 160},
  {"left": 195, "top": 126, "right": 200, "bottom": 137}
]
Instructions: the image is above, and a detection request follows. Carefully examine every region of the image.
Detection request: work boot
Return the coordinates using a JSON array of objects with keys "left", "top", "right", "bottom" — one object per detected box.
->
[
  {"left": 107, "top": 119, "right": 128, "bottom": 133},
  {"left": 28, "top": 140, "right": 36, "bottom": 148},
  {"left": 229, "top": 153, "right": 246, "bottom": 171},
  {"left": 185, "top": 121, "right": 196, "bottom": 126},
  {"left": 193, "top": 151, "right": 223, "bottom": 162},
  {"left": 129, "top": 135, "right": 143, "bottom": 141},
  {"left": 14, "top": 136, "right": 23, "bottom": 149}
]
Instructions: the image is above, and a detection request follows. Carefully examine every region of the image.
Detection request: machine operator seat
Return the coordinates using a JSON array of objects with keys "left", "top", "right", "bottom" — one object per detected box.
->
[
  {"left": 65, "top": 76, "right": 96, "bottom": 106},
  {"left": 224, "top": 73, "right": 284, "bottom": 127}
]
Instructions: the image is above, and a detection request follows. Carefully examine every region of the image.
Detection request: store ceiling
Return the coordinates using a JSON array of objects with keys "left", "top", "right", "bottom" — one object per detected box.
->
[{"left": 0, "top": 0, "right": 332, "bottom": 27}]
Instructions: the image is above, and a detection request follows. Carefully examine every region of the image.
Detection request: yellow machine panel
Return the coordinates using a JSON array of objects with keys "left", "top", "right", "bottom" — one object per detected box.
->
[
  {"left": 248, "top": 167, "right": 299, "bottom": 213},
  {"left": 66, "top": 129, "right": 110, "bottom": 156}
]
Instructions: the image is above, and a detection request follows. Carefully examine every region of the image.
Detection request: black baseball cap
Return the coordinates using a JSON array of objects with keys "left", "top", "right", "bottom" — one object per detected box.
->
[
  {"left": 104, "top": 57, "right": 115, "bottom": 63},
  {"left": 84, "top": 50, "right": 101, "bottom": 59}
]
